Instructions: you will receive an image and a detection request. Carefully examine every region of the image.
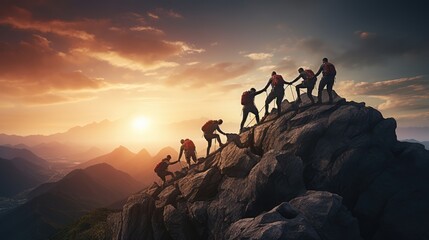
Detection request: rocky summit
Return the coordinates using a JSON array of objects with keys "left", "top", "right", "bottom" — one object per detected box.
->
[{"left": 98, "top": 91, "right": 429, "bottom": 240}]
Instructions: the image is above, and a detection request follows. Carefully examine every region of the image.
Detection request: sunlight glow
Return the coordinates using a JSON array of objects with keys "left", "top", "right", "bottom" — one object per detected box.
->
[{"left": 132, "top": 116, "right": 150, "bottom": 132}]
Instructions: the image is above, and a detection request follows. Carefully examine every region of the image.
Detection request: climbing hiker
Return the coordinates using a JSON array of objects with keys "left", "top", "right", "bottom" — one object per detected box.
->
[
  {"left": 288, "top": 68, "right": 316, "bottom": 104},
  {"left": 178, "top": 138, "right": 197, "bottom": 167},
  {"left": 154, "top": 155, "right": 179, "bottom": 185},
  {"left": 261, "top": 71, "right": 288, "bottom": 117},
  {"left": 314, "top": 58, "right": 336, "bottom": 104},
  {"left": 201, "top": 119, "right": 226, "bottom": 157},
  {"left": 240, "top": 87, "right": 265, "bottom": 132}
]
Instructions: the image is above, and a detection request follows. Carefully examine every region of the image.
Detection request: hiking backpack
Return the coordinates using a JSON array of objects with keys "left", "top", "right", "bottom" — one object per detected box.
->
[
  {"left": 154, "top": 161, "right": 168, "bottom": 173},
  {"left": 304, "top": 69, "right": 315, "bottom": 80},
  {"left": 201, "top": 120, "right": 216, "bottom": 133},
  {"left": 241, "top": 91, "right": 253, "bottom": 105},
  {"left": 183, "top": 139, "right": 196, "bottom": 151},
  {"left": 271, "top": 74, "right": 285, "bottom": 87},
  {"left": 323, "top": 62, "right": 336, "bottom": 76}
]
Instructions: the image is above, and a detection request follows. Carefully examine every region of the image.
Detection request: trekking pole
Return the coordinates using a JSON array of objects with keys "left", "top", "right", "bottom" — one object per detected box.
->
[
  {"left": 289, "top": 84, "right": 296, "bottom": 101},
  {"left": 246, "top": 105, "right": 265, "bottom": 128}
]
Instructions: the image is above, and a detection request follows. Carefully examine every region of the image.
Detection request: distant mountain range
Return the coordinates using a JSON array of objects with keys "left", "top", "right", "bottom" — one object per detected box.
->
[
  {"left": 76, "top": 145, "right": 180, "bottom": 185},
  {"left": 0, "top": 146, "right": 54, "bottom": 197},
  {"left": 402, "top": 139, "right": 429, "bottom": 150},
  {"left": 0, "top": 163, "right": 141, "bottom": 240}
]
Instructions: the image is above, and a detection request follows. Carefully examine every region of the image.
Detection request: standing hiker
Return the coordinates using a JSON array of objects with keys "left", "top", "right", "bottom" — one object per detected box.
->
[
  {"left": 314, "top": 58, "right": 337, "bottom": 104},
  {"left": 154, "top": 155, "right": 179, "bottom": 185},
  {"left": 201, "top": 119, "right": 226, "bottom": 157},
  {"left": 240, "top": 87, "right": 265, "bottom": 132},
  {"left": 288, "top": 68, "right": 316, "bottom": 104},
  {"left": 261, "top": 71, "right": 288, "bottom": 117},
  {"left": 178, "top": 138, "right": 197, "bottom": 167}
]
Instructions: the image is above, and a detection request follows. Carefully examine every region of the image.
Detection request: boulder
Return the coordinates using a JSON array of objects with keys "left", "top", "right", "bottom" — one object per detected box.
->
[{"left": 178, "top": 167, "right": 222, "bottom": 202}]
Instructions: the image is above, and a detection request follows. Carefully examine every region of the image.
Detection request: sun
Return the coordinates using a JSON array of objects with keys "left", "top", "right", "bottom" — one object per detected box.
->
[{"left": 132, "top": 116, "right": 150, "bottom": 132}]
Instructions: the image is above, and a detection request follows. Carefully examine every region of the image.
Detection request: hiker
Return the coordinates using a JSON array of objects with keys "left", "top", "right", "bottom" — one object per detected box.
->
[
  {"left": 261, "top": 71, "right": 288, "bottom": 117},
  {"left": 288, "top": 68, "right": 316, "bottom": 104},
  {"left": 178, "top": 138, "right": 197, "bottom": 167},
  {"left": 314, "top": 58, "right": 337, "bottom": 104},
  {"left": 201, "top": 119, "right": 226, "bottom": 157},
  {"left": 154, "top": 155, "right": 179, "bottom": 185},
  {"left": 240, "top": 87, "right": 265, "bottom": 132}
]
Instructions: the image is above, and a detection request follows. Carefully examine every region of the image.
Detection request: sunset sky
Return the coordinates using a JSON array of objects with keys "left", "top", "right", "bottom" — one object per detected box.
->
[{"left": 1, "top": 0, "right": 428, "bottom": 149}]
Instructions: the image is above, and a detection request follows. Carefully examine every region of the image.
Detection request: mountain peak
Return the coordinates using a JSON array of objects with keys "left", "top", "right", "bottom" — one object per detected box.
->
[{"left": 111, "top": 145, "right": 134, "bottom": 154}]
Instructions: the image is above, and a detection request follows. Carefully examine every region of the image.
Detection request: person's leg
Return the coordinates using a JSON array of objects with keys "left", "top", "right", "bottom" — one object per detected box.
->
[
  {"left": 205, "top": 135, "right": 212, "bottom": 157},
  {"left": 295, "top": 84, "right": 303, "bottom": 101},
  {"left": 327, "top": 77, "right": 334, "bottom": 103},
  {"left": 214, "top": 133, "right": 223, "bottom": 146},
  {"left": 317, "top": 77, "right": 327, "bottom": 103},
  {"left": 166, "top": 171, "right": 174, "bottom": 181},
  {"left": 191, "top": 152, "right": 197, "bottom": 163},
  {"left": 240, "top": 108, "right": 250, "bottom": 131},
  {"left": 250, "top": 105, "right": 260, "bottom": 123},
  {"left": 276, "top": 90, "right": 284, "bottom": 116},
  {"left": 185, "top": 155, "right": 191, "bottom": 167},
  {"left": 265, "top": 91, "right": 276, "bottom": 115},
  {"left": 307, "top": 87, "right": 315, "bottom": 103},
  {"left": 158, "top": 173, "right": 166, "bottom": 184}
]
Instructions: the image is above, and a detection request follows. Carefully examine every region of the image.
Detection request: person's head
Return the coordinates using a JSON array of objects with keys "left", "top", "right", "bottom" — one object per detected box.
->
[
  {"left": 250, "top": 88, "right": 256, "bottom": 92},
  {"left": 180, "top": 139, "right": 185, "bottom": 144},
  {"left": 322, "top": 58, "right": 328, "bottom": 63},
  {"left": 218, "top": 119, "right": 223, "bottom": 124},
  {"left": 298, "top": 68, "right": 304, "bottom": 73},
  {"left": 271, "top": 71, "right": 277, "bottom": 76},
  {"left": 166, "top": 155, "right": 171, "bottom": 160}
]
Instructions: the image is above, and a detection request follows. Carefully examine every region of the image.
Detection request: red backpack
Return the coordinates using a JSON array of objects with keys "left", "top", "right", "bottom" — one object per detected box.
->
[
  {"left": 323, "top": 62, "right": 336, "bottom": 76},
  {"left": 201, "top": 120, "right": 216, "bottom": 133},
  {"left": 154, "top": 161, "right": 168, "bottom": 173},
  {"left": 183, "top": 139, "right": 196, "bottom": 151},
  {"left": 271, "top": 74, "right": 284, "bottom": 87},
  {"left": 304, "top": 69, "right": 315, "bottom": 80},
  {"left": 241, "top": 91, "right": 253, "bottom": 105}
]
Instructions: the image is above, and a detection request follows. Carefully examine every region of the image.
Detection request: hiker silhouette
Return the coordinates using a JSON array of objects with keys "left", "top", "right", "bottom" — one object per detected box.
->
[
  {"left": 260, "top": 71, "right": 288, "bottom": 116},
  {"left": 154, "top": 155, "right": 179, "bottom": 185},
  {"left": 288, "top": 68, "right": 316, "bottom": 104},
  {"left": 201, "top": 119, "right": 226, "bottom": 157},
  {"left": 178, "top": 138, "right": 197, "bottom": 167},
  {"left": 314, "top": 58, "right": 337, "bottom": 104},
  {"left": 240, "top": 88, "right": 265, "bottom": 132}
]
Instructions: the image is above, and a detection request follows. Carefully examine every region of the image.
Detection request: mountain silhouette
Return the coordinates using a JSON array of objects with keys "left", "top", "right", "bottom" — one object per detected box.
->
[
  {"left": 68, "top": 91, "right": 429, "bottom": 240},
  {"left": 0, "top": 163, "right": 141, "bottom": 240}
]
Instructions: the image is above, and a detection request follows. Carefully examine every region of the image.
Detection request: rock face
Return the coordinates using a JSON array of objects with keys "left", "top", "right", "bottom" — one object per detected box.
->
[{"left": 101, "top": 91, "right": 429, "bottom": 240}]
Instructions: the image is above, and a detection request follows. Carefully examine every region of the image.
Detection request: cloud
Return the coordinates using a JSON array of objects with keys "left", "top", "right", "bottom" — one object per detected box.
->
[
  {"left": 166, "top": 61, "right": 255, "bottom": 88},
  {"left": 336, "top": 76, "right": 429, "bottom": 112},
  {"left": 298, "top": 38, "right": 335, "bottom": 56},
  {"left": 147, "top": 12, "right": 159, "bottom": 19},
  {"left": 245, "top": 52, "right": 273, "bottom": 60},
  {"left": 335, "top": 32, "right": 427, "bottom": 68},
  {"left": 130, "top": 26, "right": 164, "bottom": 34},
  {"left": 275, "top": 58, "right": 299, "bottom": 74}
]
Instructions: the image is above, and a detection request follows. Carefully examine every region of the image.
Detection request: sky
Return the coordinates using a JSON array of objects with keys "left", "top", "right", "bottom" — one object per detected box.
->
[{"left": 0, "top": 0, "right": 428, "bottom": 146}]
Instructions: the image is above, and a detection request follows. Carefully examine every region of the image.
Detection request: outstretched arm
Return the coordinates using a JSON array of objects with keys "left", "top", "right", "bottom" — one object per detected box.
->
[
  {"left": 169, "top": 160, "right": 180, "bottom": 165},
  {"left": 177, "top": 146, "right": 184, "bottom": 161},
  {"left": 216, "top": 126, "right": 226, "bottom": 135},
  {"left": 314, "top": 64, "right": 323, "bottom": 77},
  {"left": 260, "top": 79, "right": 271, "bottom": 92},
  {"left": 289, "top": 75, "right": 302, "bottom": 85},
  {"left": 254, "top": 89, "right": 265, "bottom": 95}
]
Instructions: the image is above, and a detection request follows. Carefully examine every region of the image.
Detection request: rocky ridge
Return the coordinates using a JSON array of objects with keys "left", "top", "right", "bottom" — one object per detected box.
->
[{"left": 99, "top": 91, "right": 429, "bottom": 240}]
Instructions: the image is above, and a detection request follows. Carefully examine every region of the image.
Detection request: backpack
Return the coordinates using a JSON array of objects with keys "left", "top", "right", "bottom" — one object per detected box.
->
[
  {"left": 271, "top": 74, "right": 284, "bottom": 88},
  {"left": 323, "top": 62, "right": 336, "bottom": 76},
  {"left": 241, "top": 91, "right": 253, "bottom": 105},
  {"left": 183, "top": 139, "right": 196, "bottom": 151},
  {"left": 201, "top": 120, "right": 216, "bottom": 133},
  {"left": 304, "top": 69, "right": 316, "bottom": 86},
  {"left": 154, "top": 161, "right": 168, "bottom": 173}
]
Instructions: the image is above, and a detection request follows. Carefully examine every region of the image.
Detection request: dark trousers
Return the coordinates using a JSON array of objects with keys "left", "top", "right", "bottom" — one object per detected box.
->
[
  {"left": 296, "top": 82, "right": 315, "bottom": 103},
  {"left": 265, "top": 89, "right": 284, "bottom": 116},
  {"left": 240, "top": 104, "right": 259, "bottom": 131},
  {"left": 317, "top": 75, "right": 335, "bottom": 103}
]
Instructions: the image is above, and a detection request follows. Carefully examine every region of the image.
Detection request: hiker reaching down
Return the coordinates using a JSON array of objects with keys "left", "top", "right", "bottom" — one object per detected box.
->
[
  {"left": 288, "top": 68, "right": 316, "bottom": 104},
  {"left": 154, "top": 155, "right": 179, "bottom": 185},
  {"left": 201, "top": 119, "right": 226, "bottom": 157},
  {"left": 261, "top": 71, "right": 287, "bottom": 117},
  {"left": 240, "top": 87, "right": 265, "bottom": 132},
  {"left": 178, "top": 138, "right": 197, "bottom": 167}
]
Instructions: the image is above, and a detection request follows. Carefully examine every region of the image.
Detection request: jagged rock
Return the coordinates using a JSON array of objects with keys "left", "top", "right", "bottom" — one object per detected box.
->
[
  {"left": 289, "top": 191, "right": 362, "bottom": 240},
  {"left": 163, "top": 203, "right": 197, "bottom": 240},
  {"left": 155, "top": 185, "right": 180, "bottom": 208},
  {"left": 226, "top": 202, "right": 320, "bottom": 240},
  {"left": 178, "top": 167, "right": 222, "bottom": 202},
  {"left": 120, "top": 193, "right": 155, "bottom": 240},
  {"left": 106, "top": 212, "right": 122, "bottom": 240},
  {"left": 217, "top": 146, "right": 260, "bottom": 178}
]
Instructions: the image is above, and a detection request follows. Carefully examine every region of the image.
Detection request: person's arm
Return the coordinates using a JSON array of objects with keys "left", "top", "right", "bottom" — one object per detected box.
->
[
  {"left": 254, "top": 89, "right": 265, "bottom": 95},
  {"left": 289, "top": 75, "right": 302, "bottom": 85},
  {"left": 177, "top": 146, "right": 184, "bottom": 161},
  {"left": 314, "top": 64, "right": 323, "bottom": 77},
  {"left": 216, "top": 125, "right": 226, "bottom": 135},
  {"left": 260, "top": 79, "right": 271, "bottom": 92},
  {"left": 169, "top": 160, "right": 180, "bottom": 165}
]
